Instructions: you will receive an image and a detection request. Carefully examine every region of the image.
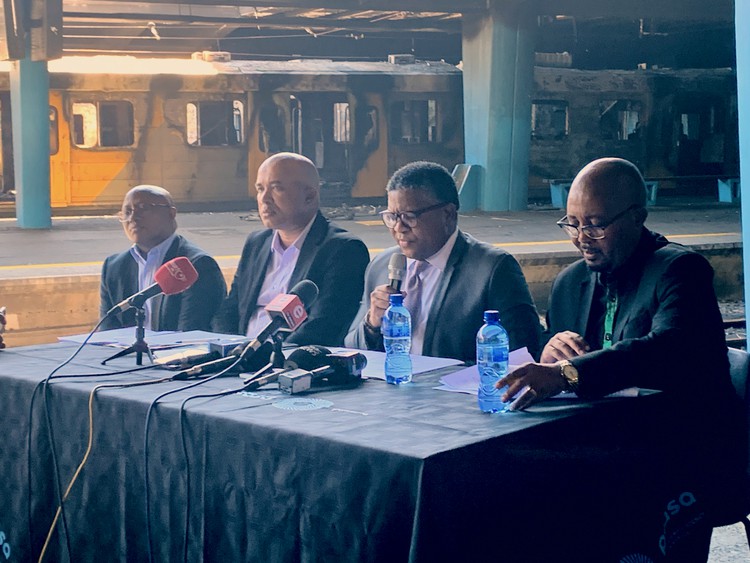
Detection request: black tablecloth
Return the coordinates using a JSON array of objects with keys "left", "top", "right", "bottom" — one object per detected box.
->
[{"left": 0, "top": 343, "right": 723, "bottom": 562}]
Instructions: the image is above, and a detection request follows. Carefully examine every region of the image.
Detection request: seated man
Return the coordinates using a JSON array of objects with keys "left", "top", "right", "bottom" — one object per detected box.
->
[
  {"left": 212, "top": 153, "right": 369, "bottom": 346},
  {"left": 100, "top": 185, "right": 226, "bottom": 331},
  {"left": 345, "top": 161, "right": 542, "bottom": 362},
  {"left": 499, "top": 157, "right": 745, "bottom": 560}
]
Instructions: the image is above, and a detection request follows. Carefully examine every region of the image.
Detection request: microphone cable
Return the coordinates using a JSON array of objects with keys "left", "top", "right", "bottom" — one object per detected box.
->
[
  {"left": 143, "top": 354, "right": 246, "bottom": 563},
  {"left": 177, "top": 365, "right": 278, "bottom": 562},
  {"left": 26, "top": 364, "right": 153, "bottom": 556},
  {"left": 36, "top": 375, "right": 172, "bottom": 563}
]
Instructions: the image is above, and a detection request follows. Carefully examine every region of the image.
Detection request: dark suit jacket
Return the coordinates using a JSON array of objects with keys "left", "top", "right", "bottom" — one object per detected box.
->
[
  {"left": 99, "top": 235, "right": 226, "bottom": 332},
  {"left": 212, "top": 212, "right": 369, "bottom": 346},
  {"left": 345, "top": 231, "right": 542, "bottom": 362},
  {"left": 546, "top": 228, "right": 748, "bottom": 528},
  {"left": 546, "top": 229, "right": 735, "bottom": 399}
]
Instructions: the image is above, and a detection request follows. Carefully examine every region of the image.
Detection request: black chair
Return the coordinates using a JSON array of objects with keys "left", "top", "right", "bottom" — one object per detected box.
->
[{"left": 722, "top": 347, "right": 750, "bottom": 545}]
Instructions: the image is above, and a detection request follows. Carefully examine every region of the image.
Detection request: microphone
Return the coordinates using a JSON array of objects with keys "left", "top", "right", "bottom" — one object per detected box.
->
[
  {"left": 388, "top": 253, "right": 406, "bottom": 291},
  {"left": 172, "top": 280, "right": 319, "bottom": 380},
  {"left": 107, "top": 257, "right": 198, "bottom": 315},
  {"left": 276, "top": 345, "right": 367, "bottom": 394}
]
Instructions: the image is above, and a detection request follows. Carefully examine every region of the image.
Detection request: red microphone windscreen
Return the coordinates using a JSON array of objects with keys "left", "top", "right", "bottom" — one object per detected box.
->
[
  {"left": 265, "top": 293, "right": 308, "bottom": 330},
  {"left": 154, "top": 257, "right": 199, "bottom": 295}
]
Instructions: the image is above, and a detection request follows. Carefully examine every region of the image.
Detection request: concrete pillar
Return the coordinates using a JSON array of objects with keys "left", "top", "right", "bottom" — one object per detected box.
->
[
  {"left": 10, "top": 56, "right": 51, "bottom": 228},
  {"left": 461, "top": 0, "right": 536, "bottom": 211},
  {"left": 737, "top": 2, "right": 750, "bottom": 343}
]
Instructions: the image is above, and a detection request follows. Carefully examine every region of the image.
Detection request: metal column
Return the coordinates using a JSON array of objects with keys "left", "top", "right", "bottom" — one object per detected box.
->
[
  {"left": 461, "top": 1, "right": 535, "bottom": 211},
  {"left": 9, "top": 56, "right": 51, "bottom": 229}
]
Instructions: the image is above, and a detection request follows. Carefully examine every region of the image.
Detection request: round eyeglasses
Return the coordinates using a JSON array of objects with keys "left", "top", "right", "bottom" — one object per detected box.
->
[
  {"left": 380, "top": 202, "right": 448, "bottom": 229},
  {"left": 117, "top": 202, "right": 173, "bottom": 222},
  {"left": 556, "top": 205, "right": 640, "bottom": 240}
]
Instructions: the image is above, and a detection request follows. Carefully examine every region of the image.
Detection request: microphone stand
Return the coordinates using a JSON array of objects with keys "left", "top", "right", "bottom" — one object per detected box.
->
[{"left": 101, "top": 306, "right": 154, "bottom": 366}]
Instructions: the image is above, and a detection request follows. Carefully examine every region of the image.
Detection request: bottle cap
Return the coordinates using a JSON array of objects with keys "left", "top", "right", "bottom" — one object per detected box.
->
[
  {"left": 389, "top": 293, "right": 404, "bottom": 306},
  {"left": 483, "top": 310, "right": 499, "bottom": 323}
]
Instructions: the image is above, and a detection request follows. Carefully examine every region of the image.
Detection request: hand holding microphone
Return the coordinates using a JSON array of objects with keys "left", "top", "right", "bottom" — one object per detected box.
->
[
  {"left": 106, "top": 256, "right": 199, "bottom": 316},
  {"left": 367, "top": 253, "right": 405, "bottom": 329}
]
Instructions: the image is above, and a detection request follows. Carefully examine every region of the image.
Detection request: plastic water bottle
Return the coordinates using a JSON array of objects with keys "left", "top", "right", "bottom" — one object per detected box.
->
[
  {"left": 382, "top": 293, "right": 413, "bottom": 384},
  {"left": 476, "top": 310, "right": 509, "bottom": 412}
]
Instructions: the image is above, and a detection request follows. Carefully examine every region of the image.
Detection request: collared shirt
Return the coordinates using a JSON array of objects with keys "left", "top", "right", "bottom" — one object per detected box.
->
[
  {"left": 128, "top": 233, "right": 177, "bottom": 330},
  {"left": 405, "top": 228, "right": 459, "bottom": 355},
  {"left": 245, "top": 215, "right": 317, "bottom": 338}
]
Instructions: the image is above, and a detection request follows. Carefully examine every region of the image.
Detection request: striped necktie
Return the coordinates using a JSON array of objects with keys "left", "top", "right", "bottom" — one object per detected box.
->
[{"left": 403, "top": 260, "right": 428, "bottom": 328}]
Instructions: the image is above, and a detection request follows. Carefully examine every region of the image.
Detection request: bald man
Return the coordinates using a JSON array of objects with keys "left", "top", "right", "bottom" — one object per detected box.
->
[
  {"left": 213, "top": 153, "right": 369, "bottom": 346},
  {"left": 496, "top": 158, "right": 745, "bottom": 560},
  {"left": 100, "top": 185, "right": 226, "bottom": 331}
]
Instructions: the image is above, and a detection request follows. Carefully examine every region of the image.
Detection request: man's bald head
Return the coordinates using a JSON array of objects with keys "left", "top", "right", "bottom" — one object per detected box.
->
[
  {"left": 256, "top": 152, "right": 321, "bottom": 242},
  {"left": 564, "top": 158, "right": 647, "bottom": 273}
]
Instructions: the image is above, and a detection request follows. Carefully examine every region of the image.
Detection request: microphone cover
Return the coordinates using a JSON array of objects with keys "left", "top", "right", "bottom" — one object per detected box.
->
[
  {"left": 289, "top": 279, "right": 319, "bottom": 308},
  {"left": 285, "top": 345, "right": 332, "bottom": 371},
  {"left": 154, "top": 257, "right": 199, "bottom": 295},
  {"left": 388, "top": 253, "right": 406, "bottom": 290}
]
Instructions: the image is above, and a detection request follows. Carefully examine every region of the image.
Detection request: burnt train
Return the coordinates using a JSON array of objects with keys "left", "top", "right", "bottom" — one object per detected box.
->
[{"left": 0, "top": 54, "right": 739, "bottom": 208}]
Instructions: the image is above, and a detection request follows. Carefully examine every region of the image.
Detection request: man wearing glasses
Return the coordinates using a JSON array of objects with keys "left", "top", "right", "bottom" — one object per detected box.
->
[
  {"left": 213, "top": 153, "right": 369, "bottom": 345},
  {"left": 346, "top": 161, "right": 542, "bottom": 362},
  {"left": 100, "top": 184, "right": 226, "bottom": 331},
  {"left": 497, "top": 158, "right": 744, "bottom": 560}
]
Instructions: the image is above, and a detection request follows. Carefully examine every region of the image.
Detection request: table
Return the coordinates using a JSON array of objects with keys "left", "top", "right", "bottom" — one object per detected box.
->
[{"left": 0, "top": 343, "right": 725, "bottom": 562}]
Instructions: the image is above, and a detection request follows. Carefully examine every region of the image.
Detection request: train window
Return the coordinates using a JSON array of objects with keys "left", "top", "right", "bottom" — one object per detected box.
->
[
  {"left": 357, "top": 106, "right": 379, "bottom": 149},
  {"left": 531, "top": 101, "right": 568, "bottom": 139},
  {"left": 186, "top": 100, "right": 245, "bottom": 147},
  {"left": 680, "top": 113, "right": 701, "bottom": 141},
  {"left": 72, "top": 101, "right": 134, "bottom": 148},
  {"left": 390, "top": 99, "right": 439, "bottom": 144},
  {"left": 600, "top": 100, "right": 642, "bottom": 140},
  {"left": 259, "top": 105, "right": 284, "bottom": 153},
  {"left": 49, "top": 107, "right": 58, "bottom": 156},
  {"left": 333, "top": 102, "right": 351, "bottom": 144}
]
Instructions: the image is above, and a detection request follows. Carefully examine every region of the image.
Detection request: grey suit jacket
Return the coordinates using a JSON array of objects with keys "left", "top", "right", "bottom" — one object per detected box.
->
[
  {"left": 213, "top": 212, "right": 369, "bottom": 346},
  {"left": 99, "top": 234, "right": 226, "bottom": 332},
  {"left": 345, "top": 231, "right": 542, "bottom": 362}
]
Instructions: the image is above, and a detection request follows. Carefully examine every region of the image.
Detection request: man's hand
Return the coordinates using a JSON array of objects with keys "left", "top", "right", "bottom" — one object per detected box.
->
[
  {"left": 540, "top": 330, "right": 589, "bottom": 363},
  {"left": 496, "top": 362, "right": 567, "bottom": 411},
  {"left": 366, "top": 284, "right": 401, "bottom": 328}
]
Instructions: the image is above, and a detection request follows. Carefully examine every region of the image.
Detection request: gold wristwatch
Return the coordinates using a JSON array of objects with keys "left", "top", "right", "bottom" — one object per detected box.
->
[{"left": 559, "top": 360, "right": 579, "bottom": 392}]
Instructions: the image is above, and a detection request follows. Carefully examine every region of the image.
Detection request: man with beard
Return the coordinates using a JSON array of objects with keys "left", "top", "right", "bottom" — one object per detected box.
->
[{"left": 497, "top": 157, "right": 746, "bottom": 561}]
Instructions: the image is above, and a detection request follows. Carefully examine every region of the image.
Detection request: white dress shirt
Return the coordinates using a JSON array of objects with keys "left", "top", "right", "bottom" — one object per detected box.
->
[
  {"left": 405, "top": 228, "right": 458, "bottom": 355},
  {"left": 128, "top": 233, "right": 177, "bottom": 330},
  {"left": 245, "top": 216, "right": 316, "bottom": 338}
]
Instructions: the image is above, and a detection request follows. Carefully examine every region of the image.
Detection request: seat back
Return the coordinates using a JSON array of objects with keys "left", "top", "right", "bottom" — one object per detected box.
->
[{"left": 727, "top": 347, "right": 750, "bottom": 479}]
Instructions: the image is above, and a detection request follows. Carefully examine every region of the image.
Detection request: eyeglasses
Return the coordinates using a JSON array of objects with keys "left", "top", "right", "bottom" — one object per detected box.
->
[
  {"left": 380, "top": 202, "right": 448, "bottom": 228},
  {"left": 556, "top": 205, "right": 640, "bottom": 240},
  {"left": 117, "top": 202, "right": 173, "bottom": 222}
]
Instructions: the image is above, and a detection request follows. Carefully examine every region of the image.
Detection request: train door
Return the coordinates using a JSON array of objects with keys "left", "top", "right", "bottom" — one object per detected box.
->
[
  {"left": 49, "top": 92, "right": 71, "bottom": 206},
  {"left": 290, "top": 93, "right": 350, "bottom": 187}
]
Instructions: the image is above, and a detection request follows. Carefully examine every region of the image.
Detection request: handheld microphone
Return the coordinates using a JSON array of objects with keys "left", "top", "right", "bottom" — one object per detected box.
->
[
  {"left": 276, "top": 345, "right": 367, "bottom": 394},
  {"left": 107, "top": 256, "right": 199, "bottom": 315},
  {"left": 388, "top": 253, "right": 406, "bottom": 291}
]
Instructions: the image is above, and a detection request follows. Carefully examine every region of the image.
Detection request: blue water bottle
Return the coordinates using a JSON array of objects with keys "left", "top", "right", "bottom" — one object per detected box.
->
[
  {"left": 476, "top": 310, "right": 509, "bottom": 412},
  {"left": 382, "top": 293, "right": 413, "bottom": 384}
]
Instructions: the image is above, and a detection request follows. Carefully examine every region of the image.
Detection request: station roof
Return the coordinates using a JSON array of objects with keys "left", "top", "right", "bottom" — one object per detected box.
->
[{"left": 59, "top": 0, "right": 734, "bottom": 60}]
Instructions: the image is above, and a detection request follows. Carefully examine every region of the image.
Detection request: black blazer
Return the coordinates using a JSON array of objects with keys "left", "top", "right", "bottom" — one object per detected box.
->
[
  {"left": 99, "top": 235, "right": 226, "bottom": 332},
  {"left": 345, "top": 231, "right": 542, "bottom": 362},
  {"left": 213, "top": 212, "right": 369, "bottom": 346},
  {"left": 545, "top": 229, "right": 733, "bottom": 399}
]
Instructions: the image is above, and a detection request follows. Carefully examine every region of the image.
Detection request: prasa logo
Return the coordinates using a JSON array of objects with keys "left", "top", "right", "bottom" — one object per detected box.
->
[
  {"left": 166, "top": 261, "right": 187, "bottom": 282},
  {"left": 0, "top": 530, "right": 11, "bottom": 560}
]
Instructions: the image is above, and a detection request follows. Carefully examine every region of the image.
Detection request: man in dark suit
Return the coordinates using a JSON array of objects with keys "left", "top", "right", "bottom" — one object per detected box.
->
[
  {"left": 498, "top": 157, "right": 745, "bottom": 561},
  {"left": 212, "top": 153, "right": 369, "bottom": 346},
  {"left": 100, "top": 185, "right": 226, "bottom": 331},
  {"left": 345, "top": 161, "right": 542, "bottom": 362}
]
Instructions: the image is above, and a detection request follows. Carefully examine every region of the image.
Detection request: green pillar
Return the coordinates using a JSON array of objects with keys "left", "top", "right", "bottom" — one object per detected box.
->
[
  {"left": 10, "top": 56, "right": 51, "bottom": 229},
  {"left": 736, "top": 1, "right": 750, "bottom": 343},
  {"left": 462, "top": 1, "right": 535, "bottom": 211}
]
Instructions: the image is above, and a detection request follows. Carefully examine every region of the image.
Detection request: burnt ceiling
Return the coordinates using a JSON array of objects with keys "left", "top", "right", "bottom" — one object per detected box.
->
[{"left": 55, "top": 1, "right": 737, "bottom": 69}]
